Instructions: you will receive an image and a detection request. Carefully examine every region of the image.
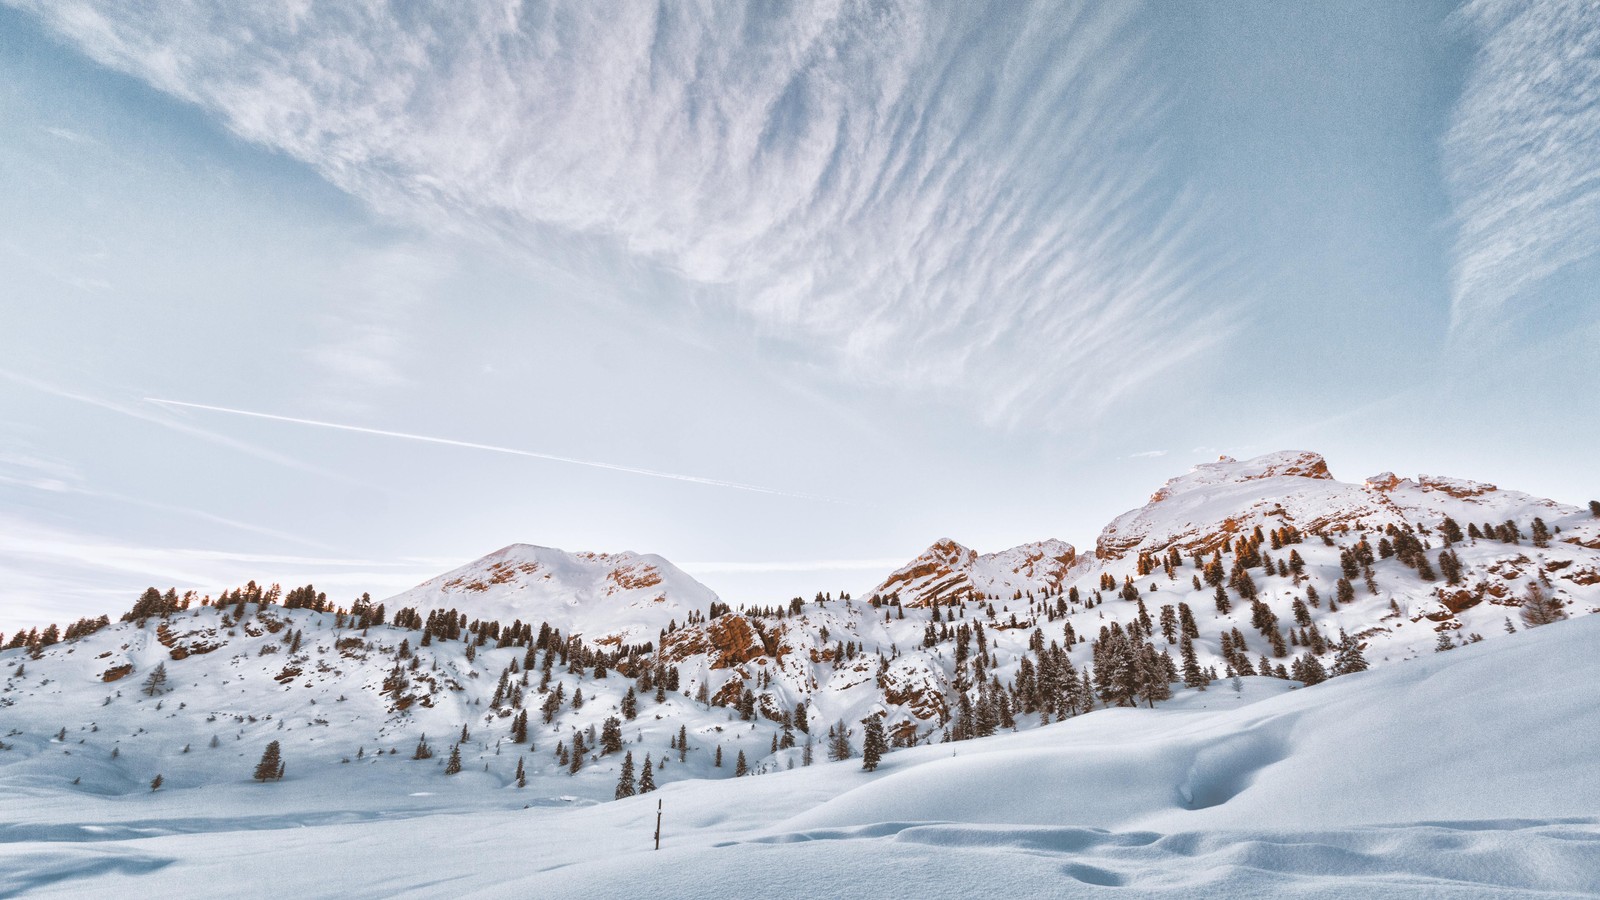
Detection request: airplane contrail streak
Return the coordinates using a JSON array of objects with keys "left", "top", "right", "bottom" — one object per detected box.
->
[{"left": 143, "top": 398, "right": 836, "bottom": 502}]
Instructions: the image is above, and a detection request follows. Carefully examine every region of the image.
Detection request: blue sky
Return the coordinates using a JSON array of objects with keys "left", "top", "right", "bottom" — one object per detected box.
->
[{"left": 2, "top": 0, "right": 1596, "bottom": 629}]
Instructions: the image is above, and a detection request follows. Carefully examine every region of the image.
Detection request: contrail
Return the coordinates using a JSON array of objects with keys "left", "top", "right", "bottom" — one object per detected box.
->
[{"left": 144, "top": 398, "right": 836, "bottom": 502}]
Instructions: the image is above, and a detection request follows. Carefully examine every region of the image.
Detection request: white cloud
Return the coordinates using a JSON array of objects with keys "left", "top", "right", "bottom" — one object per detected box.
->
[
  {"left": 0, "top": 369, "right": 343, "bottom": 480},
  {"left": 1445, "top": 0, "right": 1600, "bottom": 332},
  {"left": 142, "top": 397, "right": 844, "bottom": 501},
  {"left": 11, "top": 0, "right": 1233, "bottom": 425},
  {"left": 304, "top": 244, "right": 449, "bottom": 405},
  {"left": 1128, "top": 449, "right": 1167, "bottom": 459}
]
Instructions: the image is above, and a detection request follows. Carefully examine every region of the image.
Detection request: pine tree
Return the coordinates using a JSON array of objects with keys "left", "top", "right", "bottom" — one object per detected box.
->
[
  {"left": 1519, "top": 582, "right": 1567, "bottom": 628},
  {"left": 1331, "top": 631, "right": 1368, "bottom": 676},
  {"left": 615, "top": 751, "right": 636, "bottom": 798},
  {"left": 141, "top": 662, "right": 168, "bottom": 697},
  {"left": 714, "top": 745, "right": 722, "bottom": 768},
  {"left": 829, "top": 721, "right": 853, "bottom": 760},
  {"left": 861, "top": 716, "right": 888, "bottom": 772},
  {"left": 253, "top": 741, "right": 283, "bottom": 782},
  {"left": 1180, "top": 636, "right": 1207, "bottom": 690},
  {"left": 515, "top": 756, "right": 526, "bottom": 788},
  {"left": 678, "top": 725, "right": 688, "bottom": 763},
  {"left": 569, "top": 732, "right": 586, "bottom": 774},
  {"left": 1590, "top": 500, "right": 1600, "bottom": 518},
  {"left": 150, "top": 774, "right": 163, "bottom": 791},
  {"left": 444, "top": 744, "right": 462, "bottom": 775},
  {"left": 639, "top": 754, "right": 656, "bottom": 793},
  {"left": 1531, "top": 518, "right": 1551, "bottom": 548},
  {"left": 1438, "top": 550, "right": 1463, "bottom": 585},
  {"left": 734, "top": 750, "right": 748, "bottom": 777},
  {"left": 622, "top": 687, "right": 638, "bottom": 720},
  {"left": 1434, "top": 630, "right": 1455, "bottom": 652},
  {"left": 600, "top": 716, "right": 623, "bottom": 754}
]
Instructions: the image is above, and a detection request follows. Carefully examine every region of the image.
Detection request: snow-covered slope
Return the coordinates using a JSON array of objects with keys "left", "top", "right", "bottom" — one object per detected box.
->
[
  {"left": 3, "top": 449, "right": 1596, "bottom": 818},
  {"left": 386, "top": 544, "right": 717, "bottom": 645},
  {"left": 868, "top": 538, "right": 1077, "bottom": 606},
  {"left": 4, "top": 607, "right": 1598, "bottom": 898},
  {"left": 1093, "top": 450, "right": 1583, "bottom": 563}
]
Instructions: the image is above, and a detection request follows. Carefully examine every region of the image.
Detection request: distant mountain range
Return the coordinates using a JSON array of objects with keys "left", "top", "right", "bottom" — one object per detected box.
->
[{"left": 3, "top": 451, "right": 1596, "bottom": 801}]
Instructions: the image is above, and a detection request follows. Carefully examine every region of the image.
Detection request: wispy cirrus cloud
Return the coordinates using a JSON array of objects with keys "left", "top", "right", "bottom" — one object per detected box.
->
[
  {"left": 10, "top": 0, "right": 1234, "bottom": 425},
  {"left": 0, "top": 369, "right": 343, "bottom": 479},
  {"left": 1445, "top": 0, "right": 1600, "bottom": 333}
]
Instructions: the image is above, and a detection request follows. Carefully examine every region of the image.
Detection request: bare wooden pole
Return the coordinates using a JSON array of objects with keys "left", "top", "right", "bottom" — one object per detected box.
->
[{"left": 654, "top": 799, "right": 662, "bottom": 850}]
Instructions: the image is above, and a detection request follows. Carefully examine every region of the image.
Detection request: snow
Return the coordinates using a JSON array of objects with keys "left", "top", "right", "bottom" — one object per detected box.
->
[
  {"left": 3, "top": 612, "right": 1598, "bottom": 897},
  {"left": 386, "top": 543, "right": 717, "bottom": 645},
  {"left": 4, "top": 449, "right": 1599, "bottom": 896}
]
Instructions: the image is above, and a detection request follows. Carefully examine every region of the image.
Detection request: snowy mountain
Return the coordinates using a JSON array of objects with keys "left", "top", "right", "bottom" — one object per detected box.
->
[
  {"left": 6, "top": 588, "right": 1600, "bottom": 896},
  {"left": 1094, "top": 449, "right": 1581, "bottom": 563},
  {"left": 3, "top": 448, "right": 1597, "bottom": 890},
  {"left": 385, "top": 543, "right": 717, "bottom": 646},
  {"left": 867, "top": 538, "right": 1077, "bottom": 607}
]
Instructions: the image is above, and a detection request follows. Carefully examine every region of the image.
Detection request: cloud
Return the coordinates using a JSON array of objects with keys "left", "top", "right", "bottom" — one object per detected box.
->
[
  {"left": 12, "top": 0, "right": 1234, "bottom": 426},
  {"left": 1445, "top": 0, "right": 1600, "bottom": 333},
  {"left": 143, "top": 397, "right": 843, "bottom": 501},
  {"left": 1128, "top": 449, "right": 1167, "bottom": 459},
  {"left": 0, "top": 369, "right": 343, "bottom": 479},
  {"left": 304, "top": 244, "right": 450, "bottom": 406}
]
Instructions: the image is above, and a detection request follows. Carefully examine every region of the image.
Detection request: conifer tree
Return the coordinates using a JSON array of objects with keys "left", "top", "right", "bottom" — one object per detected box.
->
[
  {"left": 1180, "top": 636, "right": 1207, "bottom": 690},
  {"left": 151, "top": 774, "right": 163, "bottom": 791},
  {"left": 515, "top": 756, "right": 526, "bottom": 788},
  {"left": 622, "top": 686, "right": 638, "bottom": 720},
  {"left": 828, "top": 721, "right": 853, "bottom": 760},
  {"left": 1590, "top": 500, "right": 1600, "bottom": 518},
  {"left": 1331, "top": 631, "right": 1368, "bottom": 676},
  {"left": 1519, "top": 582, "right": 1567, "bottom": 628},
  {"left": 734, "top": 750, "right": 748, "bottom": 777},
  {"left": 861, "top": 716, "right": 888, "bottom": 772},
  {"left": 569, "top": 732, "right": 586, "bottom": 774},
  {"left": 677, "top": 725, "right": 688, "bottom": 763},
  {"left": 1530, "top": 517, "right": 1551, "bottom": 548},
  {"left": 1177, "top": 602, "right": 1198, "bottom": 639},
  {"left": 444, "top": 744, "right": 462, "bottom": 775},
  {"left": 639, "top": 754, "right": 656, "bottom": 793},
  {"left": 600, "top": 716, "right": 623, "bottom": 754},
  {"left": 615, "top": 752, "right": 636, "bottom": 798},
  {"left": 141, "top": 662, "right": 168, "bottom": 697},
  {"left": 253, "top": 741, "right": 283, "bottom": 782},
  {"left": 714, "top": 745, "right": 722, "bottom": 768}
]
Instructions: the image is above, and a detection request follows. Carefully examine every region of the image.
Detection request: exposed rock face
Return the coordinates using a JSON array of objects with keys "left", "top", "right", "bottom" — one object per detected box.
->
[
  {"left": 661, "top": 614, "right": 768, "bottom": 670},
  {"left": 1093, "top": 450, "right": 1579, "bottom": 564},
  {"left": 871, "top": 538, "right": 1076, "bottom": 606}
]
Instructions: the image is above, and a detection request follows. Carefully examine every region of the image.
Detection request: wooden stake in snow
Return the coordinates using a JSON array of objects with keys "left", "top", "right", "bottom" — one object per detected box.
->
[{"left": 654, "top": 799, "right": 662, "bottom": 851}]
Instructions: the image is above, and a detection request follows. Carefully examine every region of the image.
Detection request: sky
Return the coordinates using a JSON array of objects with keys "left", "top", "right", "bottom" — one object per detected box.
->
[{"left": 2, "top": 0, "right": 1597, "bottom": 631}]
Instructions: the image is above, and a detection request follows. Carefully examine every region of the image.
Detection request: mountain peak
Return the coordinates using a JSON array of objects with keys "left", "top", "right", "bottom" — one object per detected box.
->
[
  {"left": 873, "top": 538, "right": 1076, "bottom": 606},
  {"left": 387, "top": 543, "right": 716, "bottom": 644}
]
